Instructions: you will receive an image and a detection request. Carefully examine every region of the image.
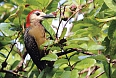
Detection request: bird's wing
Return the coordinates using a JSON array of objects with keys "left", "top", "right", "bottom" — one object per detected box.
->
[{"left": 24, "top": 28, "right": 46, "bottom": 70}]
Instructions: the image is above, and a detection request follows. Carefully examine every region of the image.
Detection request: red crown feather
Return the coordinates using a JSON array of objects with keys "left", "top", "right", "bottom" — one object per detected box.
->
[{"left": 26, "top": 10, "right": 41, "bottom": 28}]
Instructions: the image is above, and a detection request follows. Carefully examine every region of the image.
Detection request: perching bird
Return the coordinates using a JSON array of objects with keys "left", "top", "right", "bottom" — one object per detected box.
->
[{"left": 24, "top": 10, "right": 55, "bottom": 70}]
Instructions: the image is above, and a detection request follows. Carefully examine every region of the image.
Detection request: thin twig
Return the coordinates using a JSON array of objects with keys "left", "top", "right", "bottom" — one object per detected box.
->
[
  {"left": 63, "top": 0, "right": 94, "bottom": 30},
  {"left": 56, "top": 48, "right": 94, "bottom": 56},
  {"left": 14, "top": 51, "right": 28, "bottom": 73},
  {"left": 56, "top": 3, "right": 63, "bottom": 39},
  {"left": 1, "top": 31, "right": 21, "bottom": 70},
  {"left": 0, "top": 69, "right": 27, "bottom": 78},
  {"left": 86, "top": 66, "right": 100, "bottom": 78},
  {"left": 94, "top": 71, "right": 105, "bottom": 78}
]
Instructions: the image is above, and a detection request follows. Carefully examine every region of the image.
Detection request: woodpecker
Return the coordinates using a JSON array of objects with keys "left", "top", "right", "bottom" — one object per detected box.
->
[{"left": 24, "top": 10, "right": 55, "bottom": 70}]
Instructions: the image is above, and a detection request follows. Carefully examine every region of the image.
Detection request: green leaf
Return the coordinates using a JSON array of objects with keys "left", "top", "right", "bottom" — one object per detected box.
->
[
  {"left": 79, "top": 43, "right": 88, "bottom": 50},
  {"left": 41, "top": 53, "right": 58, "bottom": 61},
  {"left": 70, "top": 55, "right": 80, "bottom": 66},
  {"left": 75, "top": 58, "right": 96, "bottom": 69},
  {"left": 46, "top": 0, "right": 59, "bottom": 13},
  {"left": 0, "top": 36, "right": 13, "bottom": 47},
  {"left": 0, "top": 23, "right": 16, "bottom": 36},
  {"left": 102, "top": 37, "right": 110, "bottom": 55},
  {"left": 104, "top": 0, "right": 116, "bottom": 12},
  {"left": 37, "top": 0, "right": 50, "bottom": 10},
  {"left": 64, "top": 44, "right": 79, "bottom": 49},
  {"left": 16, "top": 5, "right": 25, "bottom": 17},
  {"left": 38, "top": 70, "right": 45, "bottom": 78},
  {"left": 10, "top": 60, "right": 19, "bottom": 70},
  {"left": 112, "top": 70, "right": 116, "bottom": 78},
  {"left": 68, "top": 37, "right": 90, "bottom": 42},
  {"left": 80, "top": 0, "right": 86, "bottom": 5},
  {"left": 96, "top": 17, "right": 116, "bottom": 22},
  {"left": 54, "top": 59, "right": 68, "bottom": 68},
  {"left": 70, "top": 69, "right": 79, "bottom": 78},
  {"left": 45, "top": 67, "right": 57, "bottom": 78},
  {"left": 26, "top": 0, "right": 40, "bottom": 7},
  {"left": 11, "top": 0, "right": 25, "bottom": 5},
  {"left": 42, "top": 40, "right": 54, "bottom": 46},
  {"left": 88, "top": 45, "right": 104, "bottom": 50},
  {"left": 102, "top": 61, "right": 112, "bottom": 78},
  {"left": 42, "top": 20, "right": 55, "bottom": 39},
  {"left": 52, "top": 70, "right": 64, "bottom": 78},
  {"left": 0, "top": 52, "right": 7, "bottom": 58},
  {"left": 61, "top": 71, "right": 71, "bottom": 78},
  {"left": 90, "top": 55, "right": 107, "bottom": 61},
  {"left": 49, "top": 46, "right": 61, "bottom": 51},
  {"left": 108, "top": 20, "right": 116, "bottom": 39}
]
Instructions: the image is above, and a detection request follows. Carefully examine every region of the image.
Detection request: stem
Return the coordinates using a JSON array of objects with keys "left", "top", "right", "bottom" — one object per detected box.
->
[
  {"left": 108, "top": 60, "right": 111, "bottom": 78},
  {"left": 1, "top": 31, "right": 21, "bottom": 70},
  {"left": 56, "top": 3, "right": 62, "bottom": 38}
]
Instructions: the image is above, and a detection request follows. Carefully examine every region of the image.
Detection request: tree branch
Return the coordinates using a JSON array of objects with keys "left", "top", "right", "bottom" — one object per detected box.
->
[
  {"left": 0, "top": 69, "right": 27, "bottom": 78},
  {"left": 94, "top": 71, "right": 105, "bottom": 78},
  {"left": 14, "top": 51, "right": 28, "bottom": 73},
  {"left": 56, "top": 48, "right": 94, "bottom": 56},
  {"left": 1, "top": 31, "right": 21, "bottom": 70}
]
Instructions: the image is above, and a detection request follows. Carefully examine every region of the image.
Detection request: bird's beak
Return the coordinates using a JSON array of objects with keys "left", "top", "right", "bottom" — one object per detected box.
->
[{"left": 41, "top": 14, "right": 56, "bottom": 18}]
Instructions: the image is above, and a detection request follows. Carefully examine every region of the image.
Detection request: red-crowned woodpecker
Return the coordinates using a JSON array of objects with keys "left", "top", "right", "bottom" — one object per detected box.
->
[{"left": 24, "top": 10, "right": 55, "bottom": 70}]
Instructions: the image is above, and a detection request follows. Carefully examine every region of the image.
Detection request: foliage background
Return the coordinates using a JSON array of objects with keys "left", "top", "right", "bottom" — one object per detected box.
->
[{"left": 0, "top": 0, "right": 116, "bottom": 78}]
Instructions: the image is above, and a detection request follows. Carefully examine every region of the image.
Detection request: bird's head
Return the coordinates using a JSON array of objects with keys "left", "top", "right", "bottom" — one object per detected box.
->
[{"left": 26, "top": 10, "right": 55, "bottom": 28}]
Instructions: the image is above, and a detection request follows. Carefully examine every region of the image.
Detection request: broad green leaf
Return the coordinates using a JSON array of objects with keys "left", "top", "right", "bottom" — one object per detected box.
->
[
  {"left": 79, "top": 43, "right": 88, "bottom": 50},
  {"left": 52, "top": 70, "right": 64, "bottom": 78},
  {"left": 54, "top": 59, "right": 68, "bottom": 68},
  {"left": 49, "top": 46, "right": 61, "bottom": 51},
  {"left": 46, "top": 0, "right": 59, "bottom": 13},
  {"left": 73, "top": 29, "right": 89, "bottom": 36},
  {"left": 42, "top": 40, "right": 54, "bottom": 46},
  {"left": 90, "top": 55, "right": 107, "bottom": 61},
  {"left": 42, "top": 20, "right": 55, "bottom": 39},
  {"left": 75, "top": 58, "right": 96, "bottom": 69},
  {"left": 78, "top": 55, "right": 90, "bottom": 60},
  {"left": 70, "top": 55, "right": 80, "bottom": 66},
  {"left": 64, "top": 44, "right": 79, "bottom": 49},
  {"left": 88, "top": 26, "right": 101, "bottom": 36},
  {"left": 0, "top": 23, "right": 16, "bottom": 36},
  {"left": 37, "top": 0, "right": 50, "bottom": 10},
  {"left": 41, "top": 53, "right": 58, "bottom": 61},
  {"left": 70, "top": 69, "right": 79, "bottom": 78},
  {"left": 104, "top": 0, "right": 116, "bottom": 12},
  {"left": 0, "top": 36, "right": 13, "bottom": 46},
  {"left": 88, "top": 45, "right": 104, "bottom": 50},
  {"left": 60, "top": 71, "right": 71, "bottom": 78}
]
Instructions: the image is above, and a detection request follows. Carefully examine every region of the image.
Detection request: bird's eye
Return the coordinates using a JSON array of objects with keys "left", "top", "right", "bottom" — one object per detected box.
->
[{"left": 35, "top": 12, "right": 40, "bottom": 16}]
